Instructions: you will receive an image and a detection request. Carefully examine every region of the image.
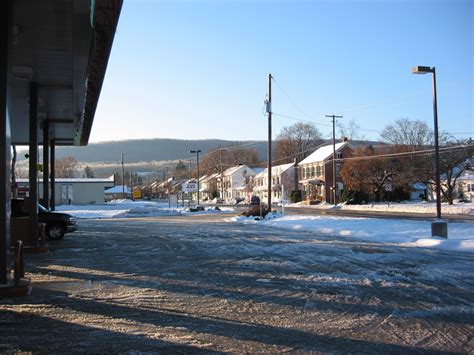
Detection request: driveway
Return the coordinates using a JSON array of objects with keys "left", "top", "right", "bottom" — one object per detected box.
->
[{"left": 1, "top": 214, "right": 473, "bottom": 353}]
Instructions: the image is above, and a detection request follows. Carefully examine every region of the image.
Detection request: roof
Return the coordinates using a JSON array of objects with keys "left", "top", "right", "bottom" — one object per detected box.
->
[
  {"left": 105, "top": 185, "right": 131, "bottom": 194},
  {"left": 299, "top": 142, "right": 349, "bottom": 165},
  {"left": 254, "top": 163, "right": 294, "bottom": 178},
  {"left": 223, "top": 165, "right": 255, "bottom": 177}
]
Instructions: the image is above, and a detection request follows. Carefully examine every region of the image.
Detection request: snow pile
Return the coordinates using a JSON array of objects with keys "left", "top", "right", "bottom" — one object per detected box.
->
[
  {"left": 288, "top": 200, "right": 474, "bottom": 215},
  {"left": 228, "top": 213, "right": 474, "bottom": 253},
  {"left": 57, "top": 200, "right": 234, "bottom": 219}
]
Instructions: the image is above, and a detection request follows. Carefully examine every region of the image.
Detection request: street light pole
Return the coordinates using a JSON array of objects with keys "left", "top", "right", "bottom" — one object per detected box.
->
[
  {"left": 412, "top": 65, "right": 446, "bottom": 237},
  {"left": 266, "top": 73, "right": 272, "bottom": 211},
  {"left": 190, "top": 149, "right": 201, "bottom": 206}
]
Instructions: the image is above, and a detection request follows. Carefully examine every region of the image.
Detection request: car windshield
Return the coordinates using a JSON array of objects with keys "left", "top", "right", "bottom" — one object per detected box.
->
[{"left": 38, "top": 204, "right": 49, "bottom": 213}]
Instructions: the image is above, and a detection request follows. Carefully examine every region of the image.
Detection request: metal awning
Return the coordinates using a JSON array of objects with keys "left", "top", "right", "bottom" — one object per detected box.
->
[{"left": 9, "top": 0, "right": 122, "bottom": 146}]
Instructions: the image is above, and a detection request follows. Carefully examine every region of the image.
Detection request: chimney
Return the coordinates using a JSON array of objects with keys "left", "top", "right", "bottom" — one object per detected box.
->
[{"left": 342, "top": 137, "right": 348, "bottom": 142}]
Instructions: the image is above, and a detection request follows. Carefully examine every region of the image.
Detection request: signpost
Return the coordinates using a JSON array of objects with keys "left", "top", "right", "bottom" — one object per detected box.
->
[{"left": 384, "top": 178, "right": 392, "bottom": 207}]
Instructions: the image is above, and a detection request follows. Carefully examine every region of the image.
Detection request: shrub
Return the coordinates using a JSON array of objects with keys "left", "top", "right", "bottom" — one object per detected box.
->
[
  {"left": 341, "top": 190, "right": 369, "bottom": 204},
  {"left": 290, "top": 190, "right": 302, "bottom": 203}
]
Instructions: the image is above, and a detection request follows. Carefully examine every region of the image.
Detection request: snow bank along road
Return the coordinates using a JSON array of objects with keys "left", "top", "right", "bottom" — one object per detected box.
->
[{"left": 1, "top": 214, "right": 473, "bottom": 353}]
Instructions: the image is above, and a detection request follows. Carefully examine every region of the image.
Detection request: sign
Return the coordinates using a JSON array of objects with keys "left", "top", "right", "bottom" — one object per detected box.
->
[
  {"left": 384, "top": 182, "right": 392, "bottom": 192},
  {"left": 182, "top": 182, "right": 198, "bottom": 192},
  {"left": 133, "top": 190, "right": 141, "bottom": 199}
]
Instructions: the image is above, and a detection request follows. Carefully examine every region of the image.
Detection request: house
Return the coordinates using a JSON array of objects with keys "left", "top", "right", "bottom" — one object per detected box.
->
[
  {"left": 200, "top": 173, "right": 219, "bottom": 201},
  {"left": 104, "top": 185, "right": 131, "bottom": 201},
  {"left": 16, "top": 177, "right": 115, "bottom": 205},
  {"left": 298, "top": 140, "right": 353, "bottom": 204},
  {"left": 455, "top": 158, "right": 474, "bottom": 201},
  {"left": 253, "top": 163, "right": 297, "bottom": 204},
  {"left": 218, "top": 165, "right": 257, "bottom": 203}
]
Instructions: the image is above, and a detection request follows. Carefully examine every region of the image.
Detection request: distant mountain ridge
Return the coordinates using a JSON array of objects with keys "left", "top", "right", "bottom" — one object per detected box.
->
[
  {"left": 21, "top": 138, "right": 268, "bottom": 163},
  {"left": 16, "top": 138, "right": 381, "bottom": 177}
]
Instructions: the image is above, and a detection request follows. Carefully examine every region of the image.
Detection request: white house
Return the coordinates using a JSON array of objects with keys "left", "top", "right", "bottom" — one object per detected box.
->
[
  {"left": 253, "top": 163, "right": 297, "bottom": 204},
  {"left": 200, "top": 173, "right": 219, "bottom": 201},
  {"left": 218, "top": 165, "right": 257, "bottom": 203},
  {"left": 455, "top": 158, "right": 474, "bottom": 201}
]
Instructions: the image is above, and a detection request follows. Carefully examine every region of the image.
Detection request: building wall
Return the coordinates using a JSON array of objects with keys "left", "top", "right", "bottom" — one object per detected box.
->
[{"left": 18, "top": 181, "right": 114, "bottom": 205}]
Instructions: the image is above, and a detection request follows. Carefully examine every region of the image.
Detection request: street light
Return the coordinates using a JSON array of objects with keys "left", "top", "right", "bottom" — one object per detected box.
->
[
  {"left": 190, "top": 149, "right": 201, "bottom": 206},
  {"left": 412, "top": 65, "right": 447, "bottom": 237}
]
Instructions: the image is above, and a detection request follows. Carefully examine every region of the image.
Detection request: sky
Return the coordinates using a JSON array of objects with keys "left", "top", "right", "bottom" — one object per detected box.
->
[{"left": 89, "top": 0, "right": 473, "bottom": 143}]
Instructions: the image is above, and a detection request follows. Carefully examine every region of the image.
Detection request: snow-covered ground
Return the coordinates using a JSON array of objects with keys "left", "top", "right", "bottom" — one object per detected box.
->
[
  {"left": 57, "top": 200, "right": 474, "bottom": 254},
  {"left": 289, "top": 200, "right": 474, "bottom": 215},
  {"left": 56, "top": 199, "right": 234, "bottom": 219},
  {"left": 229, "top": 213, "right": 474, "bottom": 254}
]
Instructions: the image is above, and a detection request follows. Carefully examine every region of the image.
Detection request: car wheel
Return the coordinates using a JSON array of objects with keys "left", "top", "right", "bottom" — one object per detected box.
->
[{"left": 47, "top": 224, "right": 65, "bottom": 240}]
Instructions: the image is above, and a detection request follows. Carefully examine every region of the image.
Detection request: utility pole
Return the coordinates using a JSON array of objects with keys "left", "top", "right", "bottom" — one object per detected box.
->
[
  {"left": 220, "top": 148, "right": 224, "bottom": 200},
  {"left": 326, "top": 114, "right": 343, "bottom": 205},
  {"left": 121, "top": 153, "right": 125, "bottom": 199},
  {"left": 266, "top": 73, "right": 273, "bottom": 211},
  {"left": 165, "top": 167, "right": 170, "bottom": 208},
  {"left": 190, "top": 150, "right": 201, "bottom": 206}
]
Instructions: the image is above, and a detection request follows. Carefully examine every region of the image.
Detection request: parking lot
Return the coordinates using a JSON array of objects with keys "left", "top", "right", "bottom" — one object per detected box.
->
[{"left": 1, "top": 214, "right": 473, "bottom": 353}]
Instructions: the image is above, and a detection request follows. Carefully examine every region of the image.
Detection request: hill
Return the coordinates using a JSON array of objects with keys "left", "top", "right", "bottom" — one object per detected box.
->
[{"left": 16, "top": 138, "right": 380, "bottom": 177}]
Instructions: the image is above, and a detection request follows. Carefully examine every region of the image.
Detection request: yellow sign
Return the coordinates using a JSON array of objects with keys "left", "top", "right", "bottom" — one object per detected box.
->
[{"left": 132, "top": 190, "right": 141, "bottom": 199}]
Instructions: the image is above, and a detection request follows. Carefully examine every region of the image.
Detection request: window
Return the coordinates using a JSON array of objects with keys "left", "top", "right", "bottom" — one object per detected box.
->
[
  {"left": 316, "top": 166, "right": 321, "bottom": 176},
  {"left": 311, "top": 166, "right": 315, "bottom": 177},
  {"left": 336, "top": 152, "right": 342, "bottom": 159},
  {"left": 335, "top": 163, "right": 341, "bottom": 176}
]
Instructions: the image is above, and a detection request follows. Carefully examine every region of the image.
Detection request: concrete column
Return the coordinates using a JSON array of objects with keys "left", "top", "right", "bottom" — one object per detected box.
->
[
  {"left": 0, "top": 0, "right": 11, "bottom": 284},
  {"left": 50, "top": 139, "right": 55, "bottom": 211},
  {"left": 42, "top": 120, "right": 49, "bottom": 209},
  {"left": 29, "top": 82, "right": 39, "bottom": 246}
]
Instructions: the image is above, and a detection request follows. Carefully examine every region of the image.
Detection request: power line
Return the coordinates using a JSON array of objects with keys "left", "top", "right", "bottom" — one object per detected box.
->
[{"left": 339, "top": 143, "right": 472, "bottom": 162}]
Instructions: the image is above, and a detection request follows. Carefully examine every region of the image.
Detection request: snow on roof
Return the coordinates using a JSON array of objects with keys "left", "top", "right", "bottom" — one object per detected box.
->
[
  {"left": 202, "top": 173, "right": 219, "bottom": 182},
  {"left": 105, "top": 185, "right": 131, "bottom": 194},
  {"left": 299, "top": 142, "right": 348, "bottom": 165},
  {"left": 254, "top": 163, "right": 294, "bottom": 178},
  {"left": 223, "top": 165, "right": 256, "bottom": 176}
]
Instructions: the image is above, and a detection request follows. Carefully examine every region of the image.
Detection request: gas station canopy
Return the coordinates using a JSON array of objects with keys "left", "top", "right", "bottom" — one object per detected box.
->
[{"left": 9, "top": 0, "right": 122, "bottom": 146}]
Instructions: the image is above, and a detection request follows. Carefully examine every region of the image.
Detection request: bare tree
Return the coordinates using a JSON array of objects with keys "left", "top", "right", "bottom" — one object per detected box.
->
[
  {"left": 380, "top": 118, "right": 433, "bottom": 148},
  {"left": 337, "top": 119, "right": 365, "bottom": 140},
  {"left": 199, "top": 147, "right": 260, "bottom": 177},
  {"left": 275, "top": 122, "right": 323, "bottom": 164},
  {"left": 55, "top": 156, "right": 78, "bottom": 178},
  {"left": 414, "top": 139, "right": 473, "bottom": 204}
]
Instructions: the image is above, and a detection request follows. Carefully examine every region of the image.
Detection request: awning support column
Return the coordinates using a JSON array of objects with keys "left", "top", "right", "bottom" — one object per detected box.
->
[
  {"left": 42, "top": 120, "right": 49, "bottom": 209},
  {"left": 50, "top": 139, "right": 55, "bottom": 211},
  {"left": 0, "top": 0, "right": 11, "bottom": 284},
  {"left": 28, "top": 82, "right": 39, "bottom": 246}
]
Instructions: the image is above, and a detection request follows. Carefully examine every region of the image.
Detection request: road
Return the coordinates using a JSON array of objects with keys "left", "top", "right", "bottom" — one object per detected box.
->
[{"left": 1, "top": 213, "right": 473, "bottom": 353}]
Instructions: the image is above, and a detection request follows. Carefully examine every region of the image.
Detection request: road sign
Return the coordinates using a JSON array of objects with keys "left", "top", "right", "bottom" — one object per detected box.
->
[
  {"left": 182, "top": 182, "right": 198, "bottom": 192},
  {"left": 384, "top": 182, "right": 392, "bottom": 192}
]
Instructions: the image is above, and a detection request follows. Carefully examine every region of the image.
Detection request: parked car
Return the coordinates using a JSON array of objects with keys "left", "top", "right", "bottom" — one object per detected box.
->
[{"left": 11, "top": 199, "right": 78, "bottom": 240}]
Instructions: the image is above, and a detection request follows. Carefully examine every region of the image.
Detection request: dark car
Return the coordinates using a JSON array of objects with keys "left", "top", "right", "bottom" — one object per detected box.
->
[{"left": 11, "top": 199, "right": 78, "bottom": 240}]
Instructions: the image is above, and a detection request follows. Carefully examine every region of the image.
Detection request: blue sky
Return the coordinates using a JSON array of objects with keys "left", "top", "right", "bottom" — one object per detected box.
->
[{"left": 90, "top": 0, "right": 473, "bottom": 143}]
